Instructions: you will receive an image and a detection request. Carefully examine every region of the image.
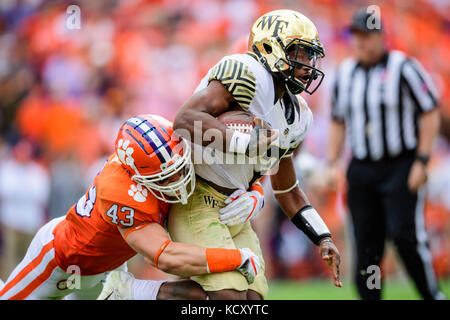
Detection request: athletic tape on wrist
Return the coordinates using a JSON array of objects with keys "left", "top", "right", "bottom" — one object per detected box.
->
[{"left": 229, "top": 131, "right": 251, "bottom": 154}]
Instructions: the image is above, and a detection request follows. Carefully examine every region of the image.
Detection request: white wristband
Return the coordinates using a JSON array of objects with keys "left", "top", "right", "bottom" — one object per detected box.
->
[{"left": 229, "top": 131, "right": 251, "bottom": 154}]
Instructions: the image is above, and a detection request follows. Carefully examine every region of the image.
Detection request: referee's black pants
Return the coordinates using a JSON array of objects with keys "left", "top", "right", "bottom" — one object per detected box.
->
[{"left": 346, "top": 152, "right": 444, "bottom": 300}]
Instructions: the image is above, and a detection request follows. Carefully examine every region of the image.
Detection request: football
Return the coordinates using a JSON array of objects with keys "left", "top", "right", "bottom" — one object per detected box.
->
[
  {"left": 217, "top": 110, "right": 255, "bottom": 133},
  {"left": 217, "top": 110, "right": 274, "bottom": 135}
]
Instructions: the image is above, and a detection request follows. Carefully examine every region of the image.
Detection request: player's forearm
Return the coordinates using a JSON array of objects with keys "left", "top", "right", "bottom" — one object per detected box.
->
[
  {"left": 156, "top": 243, "right": 209, "bottom": 276},
  {"left": 122, "top": 224, "right": 247, "bottom": 277},
  {"left": 271, "top": 157, "right": 332, "bottom": 245},
  {"left": 158, "top": 244, "right": 251, "bottom": 279},
  {"left": 274, "top": 186, "right": 309, "bottom": 219},
  {"left": 270, "top": 157, "right": 309, "bottom": 218},
  {"left": 275, "top": 187, "right": 332, "bottom": 245},
  {"left": 416, "top": 108, "right": 440, "bottom": 156},
  {"left": 327, "top": 120, "right": 346, "bottom": 164},
  {"left": 124, "top": 232, "right": 208, "bottom": 276}
]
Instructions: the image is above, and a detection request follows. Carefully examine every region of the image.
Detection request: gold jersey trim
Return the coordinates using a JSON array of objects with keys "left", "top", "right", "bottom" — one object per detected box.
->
[{"left": 208, "top": 59, "right": 256, "bottom": 111}]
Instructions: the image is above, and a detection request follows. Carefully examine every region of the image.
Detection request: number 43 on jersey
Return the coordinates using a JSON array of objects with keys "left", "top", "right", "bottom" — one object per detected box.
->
[{"left": 75, "top": 184, "right": 135, "bottom": 227}]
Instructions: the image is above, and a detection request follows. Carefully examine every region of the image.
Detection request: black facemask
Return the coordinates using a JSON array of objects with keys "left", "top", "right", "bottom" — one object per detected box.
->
[{"left": 274, "top": 37, "right": 325, "bottom": 95}]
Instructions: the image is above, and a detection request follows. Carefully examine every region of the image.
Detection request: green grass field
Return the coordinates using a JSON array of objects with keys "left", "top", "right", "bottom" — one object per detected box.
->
[{"left": 266, "top": 277, "right": 450, "bottom": 300}]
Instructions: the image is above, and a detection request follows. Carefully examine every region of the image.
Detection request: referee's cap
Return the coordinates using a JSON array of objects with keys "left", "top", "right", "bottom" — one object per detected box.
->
[{"left": 349, "top": 6, "right": 384, "bottom": 33}]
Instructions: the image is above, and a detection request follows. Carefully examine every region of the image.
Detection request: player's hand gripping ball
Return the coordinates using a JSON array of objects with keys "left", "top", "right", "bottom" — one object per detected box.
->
[{"left": 218, "top": 111, "right": 278, "bottom": 157}]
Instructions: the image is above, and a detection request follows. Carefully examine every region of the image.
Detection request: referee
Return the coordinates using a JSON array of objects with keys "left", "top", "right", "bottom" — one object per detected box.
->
[{"left": 327, "top": 8, "right": 445, "bottom": 300}]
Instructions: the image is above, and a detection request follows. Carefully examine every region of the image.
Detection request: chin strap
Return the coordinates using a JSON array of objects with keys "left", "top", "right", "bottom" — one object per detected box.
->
[{"left": 251, "top": 45, "right": 273, "bottom": 73}]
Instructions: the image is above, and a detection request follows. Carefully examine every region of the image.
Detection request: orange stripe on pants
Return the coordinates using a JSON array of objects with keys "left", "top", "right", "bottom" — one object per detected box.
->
[
  {"left": 9, "top": 259, "right": 58, "bottom": 300},
  {"left": 0, "top": 240, "right": 54, "bottom": 298}
]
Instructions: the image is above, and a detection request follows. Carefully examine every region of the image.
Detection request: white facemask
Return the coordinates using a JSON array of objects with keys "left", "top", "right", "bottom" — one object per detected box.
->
[{"left": 131, "top": 138, "right": 195, "bottom": 204}]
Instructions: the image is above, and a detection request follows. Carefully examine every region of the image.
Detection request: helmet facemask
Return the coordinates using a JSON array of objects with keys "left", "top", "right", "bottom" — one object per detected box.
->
[
  {"left": 274, "top": 37, "right": 325, "bottom": 95},
  {"left": 131, "top": 138, "right": 195, "bottom": 204}
]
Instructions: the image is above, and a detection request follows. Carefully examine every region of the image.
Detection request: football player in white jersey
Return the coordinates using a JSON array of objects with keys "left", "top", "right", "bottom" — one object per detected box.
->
[{"left": 168, "top": 9, "right": 343, "bottom": 300}]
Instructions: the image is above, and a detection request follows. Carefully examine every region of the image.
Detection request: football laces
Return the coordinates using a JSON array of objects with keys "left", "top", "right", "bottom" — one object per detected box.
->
[{"left": 226, "top": 123, "right": 253, "bottom": 134}]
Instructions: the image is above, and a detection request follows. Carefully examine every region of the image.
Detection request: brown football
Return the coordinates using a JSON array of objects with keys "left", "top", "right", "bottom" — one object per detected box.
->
[
  {"left": 217, "top": 110, "right": 273, "bottom": 135},
  {"left": 217, "top": 110, "right": 255, "bottom": 133}
]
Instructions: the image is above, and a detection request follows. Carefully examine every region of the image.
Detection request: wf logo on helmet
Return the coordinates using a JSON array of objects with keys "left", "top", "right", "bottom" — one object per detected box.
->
[{"left": 257, "top": 15, "right": 289, "bottom": 37}]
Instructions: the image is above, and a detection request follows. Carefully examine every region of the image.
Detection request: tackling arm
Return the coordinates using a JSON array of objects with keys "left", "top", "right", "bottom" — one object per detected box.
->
[
  {"left": 118, "top": 222, "right": 260, "bottom": 283},
  {"left": 119, "top": 222, "right": 207, "bottom": 276}
]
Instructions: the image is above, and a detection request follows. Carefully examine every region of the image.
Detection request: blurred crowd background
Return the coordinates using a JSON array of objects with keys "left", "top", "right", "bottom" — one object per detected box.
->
[{"left": 0, "top": 0, "right": 449, "bottom": 295}]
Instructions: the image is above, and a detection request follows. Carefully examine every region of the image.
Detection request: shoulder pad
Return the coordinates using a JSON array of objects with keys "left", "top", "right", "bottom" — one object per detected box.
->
[
  {"left": 208, "top": 58, "right": 257, "bottom": 111},
  {"left": 95, "top": 160, "right": 157, "bottom": 213}
]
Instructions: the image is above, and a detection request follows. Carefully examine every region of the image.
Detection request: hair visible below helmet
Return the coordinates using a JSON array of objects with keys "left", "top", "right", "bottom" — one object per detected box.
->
[
  {"left": 115, "top": 114, "right": 195, "bottom": 204},
  {"left": 248, "top": 9, "right": 325, "bottom": 95}
]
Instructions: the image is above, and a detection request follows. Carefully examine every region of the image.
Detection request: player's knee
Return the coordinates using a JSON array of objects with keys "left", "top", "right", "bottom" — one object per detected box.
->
[
  {"left": 207, "top": 289, "right": 247, "bottom": 300},
  {"left": 157, "top": 280, "right": 207, "bottom": 300},
  {"left": 187, "top": 282, "right": 208, "bottom": 300},
  {"left": 247, "top": 289, "right": 262, "bottom": 300}
]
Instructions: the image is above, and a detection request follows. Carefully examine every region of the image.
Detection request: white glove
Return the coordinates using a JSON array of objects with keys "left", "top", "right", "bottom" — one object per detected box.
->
[
  {"left": 236, "top": 248, "right": 261, "bottom": 285},
  {"left": 219, "top": 187, "right": 264, "bottom": 226}
]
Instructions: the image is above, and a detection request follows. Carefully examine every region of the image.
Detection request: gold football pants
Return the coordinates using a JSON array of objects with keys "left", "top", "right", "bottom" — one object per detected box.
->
[{"left": 168, "top": 179, "right": 268, "bottom": 299}]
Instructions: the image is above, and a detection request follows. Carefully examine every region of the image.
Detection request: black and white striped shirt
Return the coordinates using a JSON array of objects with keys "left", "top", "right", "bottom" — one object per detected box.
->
[{"left": 331, "top": 50, "right": 439, "bottom": 161}]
